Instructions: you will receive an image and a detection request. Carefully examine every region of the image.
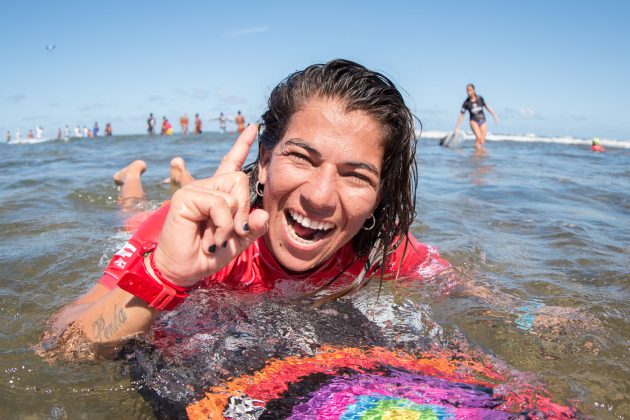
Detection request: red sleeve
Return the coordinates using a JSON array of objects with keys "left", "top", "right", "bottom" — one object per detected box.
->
[
  {"left": 98, "top": 204, "right": 170, "bottom": 290},
  {"left": 382, "top": 234, "right": 450, "bottom": 280}
]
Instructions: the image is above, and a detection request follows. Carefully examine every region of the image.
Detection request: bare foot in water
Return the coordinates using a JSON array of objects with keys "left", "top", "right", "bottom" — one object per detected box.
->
[
  {"left": 113, "top": 160, "right": 147, "bottom": 202},
  {"left": 161, "top": 157, "right": 195, "bottom": 186},
  {"left": 113, "top": 160, "right": 147, "bottom": 185}
]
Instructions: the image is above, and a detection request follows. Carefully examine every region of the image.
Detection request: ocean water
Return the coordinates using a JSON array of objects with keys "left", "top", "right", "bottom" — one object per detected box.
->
[{"left": 0, "top": 132, "right": 628, "bottom": 418}]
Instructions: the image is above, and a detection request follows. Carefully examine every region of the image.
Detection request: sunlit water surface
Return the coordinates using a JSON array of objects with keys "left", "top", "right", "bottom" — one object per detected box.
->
[{"left": 0, "top": 133, "right": 628, "bottom": 418}]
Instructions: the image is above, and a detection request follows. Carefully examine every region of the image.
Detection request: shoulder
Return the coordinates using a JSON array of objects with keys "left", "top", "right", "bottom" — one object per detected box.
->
[
  {"left": 383, "top": 234, "right": 450, "bottom": 279},
  {"left": 125, "top": 202, "right": 170, "bottom": 240},
  {"left": 99, "top": 204, "right": 171, "bottom": 290}
]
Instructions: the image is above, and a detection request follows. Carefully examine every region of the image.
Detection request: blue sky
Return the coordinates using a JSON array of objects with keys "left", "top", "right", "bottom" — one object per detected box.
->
[{"left": 1, "top": 0, "right": 628, "bottom": 139}]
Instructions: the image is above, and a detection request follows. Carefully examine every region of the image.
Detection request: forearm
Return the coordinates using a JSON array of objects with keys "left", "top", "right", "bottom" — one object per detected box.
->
[
  {"left": 38, "top": 285, "right": 159, "bottom": 362},
  {"left": 57, "top": 252, "right": 176, "bottom": 343},
  {"left": 71, "top": 287, "right": 158, "bottom": 343},
  {"left": 454, "top": 113, "right": 464, "bottom": 130},
  {"left": 485, "top": 105, "right": 498, "bottom": 121}
]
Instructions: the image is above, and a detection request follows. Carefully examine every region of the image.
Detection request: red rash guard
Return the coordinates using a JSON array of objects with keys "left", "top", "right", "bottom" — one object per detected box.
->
[{"left": 99, "top": 205, "right": 450, "bottom": 296}]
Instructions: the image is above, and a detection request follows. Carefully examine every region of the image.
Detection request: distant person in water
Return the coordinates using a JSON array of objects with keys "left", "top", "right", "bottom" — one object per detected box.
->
[
  {"left": 93, "top": 122, "right": 100, "bottom": 137},
  {"left": 57, "top": 128, "right": 62, "bottom": 140},
  {"left": 454, "top": 84, "right": 499, "bottom": 153},
  {"left": 147, "top": 113, "right": 156, "bottom": 135},
  {"left": 28, "top": 129, "right": 34, "bottom": 139},
  {"left": 214, "top": 112, "right": 230, "bottom": 133},
  {"left": 5, "top": 131, "right": 10, "bottom": 142},
  {"left": 105, "top": 122, "right": 113, "bottom": 136},
  {"left": 15, "top": 129, "right": 21, "bottom": 141},
  {"left": 194, "top": 113, "right": 202, "bottom": 134},
  {"left": 161, "top": 117, "right": 173, "bottom": 135},
  {"left": 234, "top": 110, "right": 246, "bottom": 134},
  {"left": 591, "top": 137, "right": 605, "bottom": 153},
  {"left": 180, "top": 114, "right": 189, "bottom": 135},
  {"left": 36, "top": 126, "right": 44, "bottom": 140}
]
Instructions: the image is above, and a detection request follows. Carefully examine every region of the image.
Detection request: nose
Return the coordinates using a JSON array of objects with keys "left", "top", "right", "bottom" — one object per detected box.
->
[{"left": 299, "top": 164, "right": 338, "bottom": 216}]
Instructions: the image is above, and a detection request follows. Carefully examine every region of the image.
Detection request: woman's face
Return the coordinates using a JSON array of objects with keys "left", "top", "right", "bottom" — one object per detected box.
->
[
  {"left": 466, "top": 85, "right": 475, "bottom": 97},
  {"left": 258, "top": 98, "right": 384, "bottom": 272}
]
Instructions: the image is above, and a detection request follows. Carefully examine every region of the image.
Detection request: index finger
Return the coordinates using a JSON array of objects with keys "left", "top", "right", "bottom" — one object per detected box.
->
[{"left": 215, "top": 124, "right": 258, "bottom": 175}]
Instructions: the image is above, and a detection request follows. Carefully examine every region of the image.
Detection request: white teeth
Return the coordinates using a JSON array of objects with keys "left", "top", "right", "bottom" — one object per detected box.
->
[{"left": 288, "top": 210, "right": 334, "bottom": 231}]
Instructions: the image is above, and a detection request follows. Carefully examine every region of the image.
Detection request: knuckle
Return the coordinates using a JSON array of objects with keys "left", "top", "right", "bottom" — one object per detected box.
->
[
  {"left": 171, "top": 188, "right": 186, "bottom": 202},
  {"left": 234, "top": 171, "right": 248, "bottom": 182}
]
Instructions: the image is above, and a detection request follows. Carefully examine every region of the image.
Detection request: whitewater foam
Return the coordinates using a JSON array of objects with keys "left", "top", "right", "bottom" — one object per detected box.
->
[{"left": 417, "top": 130, "right": 630, "bottom": 149}]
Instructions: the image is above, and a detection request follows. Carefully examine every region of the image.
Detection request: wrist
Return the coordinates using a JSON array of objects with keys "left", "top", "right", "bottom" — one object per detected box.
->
[
  {"left": 150, "top": 248, "right": 199, "bottom": 288},
  {"left": 116, "top": 241, "right": 192, "bottom": 311}
]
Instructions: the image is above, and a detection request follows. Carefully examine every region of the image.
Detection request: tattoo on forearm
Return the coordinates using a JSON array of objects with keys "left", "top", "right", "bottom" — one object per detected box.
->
[{"left": 92, "top": 305, "right": 127, "bottom": 341}]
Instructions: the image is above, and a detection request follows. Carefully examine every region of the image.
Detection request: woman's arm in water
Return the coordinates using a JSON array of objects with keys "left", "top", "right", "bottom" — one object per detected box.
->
[
  {"left": 38, "top": 125, "right": 268, "bottom": 361},
  {"left": 39, "top": 257, "right": 164, "bottom": 361},
  {"left": 484, "top": 102, "right": 499, "bottom": 124}
]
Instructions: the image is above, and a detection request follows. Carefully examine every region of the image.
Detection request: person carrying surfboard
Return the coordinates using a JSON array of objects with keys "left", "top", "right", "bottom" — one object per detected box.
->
[{"left": 454, "top": 83, "right": 499, "bottom": 153}]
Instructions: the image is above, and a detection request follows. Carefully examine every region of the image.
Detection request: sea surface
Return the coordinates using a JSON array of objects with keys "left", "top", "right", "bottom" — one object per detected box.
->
[{"left": 0, "top": 132, "right": 628, "bottom": 418}]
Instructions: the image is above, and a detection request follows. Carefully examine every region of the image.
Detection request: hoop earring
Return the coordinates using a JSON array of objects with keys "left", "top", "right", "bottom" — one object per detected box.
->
[
  {"left": 255, "top": 180, "right": 264, "bottom": 197},
  {"left": 362, "top": 214, "right": 376, "bottom": 231}
]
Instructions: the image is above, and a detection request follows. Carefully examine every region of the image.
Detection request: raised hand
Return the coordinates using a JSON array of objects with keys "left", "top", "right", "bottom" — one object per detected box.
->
[{"left": 153, "top": 124, "right": 269, "bottom": 287}]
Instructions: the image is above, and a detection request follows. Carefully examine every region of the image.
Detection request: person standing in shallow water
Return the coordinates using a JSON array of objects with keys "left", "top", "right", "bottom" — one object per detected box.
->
[
  {"left": 454, "top": 84, "right": 499, "bottom": 153},
  {"left": 161, "top": 117, "right": 173, "bottom": 135},
  {"left": 147, "top": 113, "right": 156, "bottom": 135},
  {"left": 214, "top": 112, "right": 230, "bottom": 133},
  {"left": 194, "top": 113, "right": 202, "bottom": 134},
  {"left": 180, "top": 114, "right": 189, "bottom": 135},
  {"left": 234, "top": 110, "right": 246, "bottom": 134}
]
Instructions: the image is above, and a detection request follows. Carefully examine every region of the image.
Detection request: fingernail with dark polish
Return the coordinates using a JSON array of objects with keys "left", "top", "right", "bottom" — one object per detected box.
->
[
  {"left": 222, "top": 241, "right": 228, "bottom": 248},
  {"left": 208, "top": 244, "right": 216, "bottom": 253},
  {"left": 243, "top": 223, "right": 250, "bottom": 232}
]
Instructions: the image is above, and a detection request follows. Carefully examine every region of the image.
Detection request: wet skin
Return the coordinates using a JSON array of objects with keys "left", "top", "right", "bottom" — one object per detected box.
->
[{"left": 258, "top": 98, "right": 384, "bottom": 272}]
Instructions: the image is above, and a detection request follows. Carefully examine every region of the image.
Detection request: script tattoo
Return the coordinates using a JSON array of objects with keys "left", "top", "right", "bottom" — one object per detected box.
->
[{"left": 92, "top": 305, "right": 127, "bottom": 341}]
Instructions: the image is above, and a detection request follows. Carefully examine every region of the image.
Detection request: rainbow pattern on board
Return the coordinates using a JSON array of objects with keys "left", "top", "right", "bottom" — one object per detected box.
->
[{"left": 187, "top": 346, "right": 576, "bottom": 419}]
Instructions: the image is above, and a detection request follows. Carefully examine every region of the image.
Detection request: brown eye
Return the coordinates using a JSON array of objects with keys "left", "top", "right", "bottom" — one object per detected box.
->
[{"left": 288, "top": 152, "right": 312, "bottom": 163}]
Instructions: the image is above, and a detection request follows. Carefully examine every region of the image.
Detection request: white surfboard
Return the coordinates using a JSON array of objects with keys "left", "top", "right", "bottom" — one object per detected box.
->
[{"left": 439, "top": 130, "right": 465, "bottom": 148}]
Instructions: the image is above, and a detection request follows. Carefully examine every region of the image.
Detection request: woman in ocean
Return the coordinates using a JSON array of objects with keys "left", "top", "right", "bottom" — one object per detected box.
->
[
  {"left": 455, "top": 83, "right": 499, "bottom": 153},
  {"left": 39, "top": 59, "right": 449, "bottom": 359}
]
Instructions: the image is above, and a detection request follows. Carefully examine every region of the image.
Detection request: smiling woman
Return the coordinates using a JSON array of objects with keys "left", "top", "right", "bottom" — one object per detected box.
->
[
  {"left": 38, "top": 59, "right": 450, "bottom": 360},
  {"left": 257, "top": 99, "right": 384, "bottom": 273}
]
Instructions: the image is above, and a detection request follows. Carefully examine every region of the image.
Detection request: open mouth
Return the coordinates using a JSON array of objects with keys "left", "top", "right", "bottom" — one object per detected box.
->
[{"left": 285, "top": 209, "right": 335, "bottom": 244}]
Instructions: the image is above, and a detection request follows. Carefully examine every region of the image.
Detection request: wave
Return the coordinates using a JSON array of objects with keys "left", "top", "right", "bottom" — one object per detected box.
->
[
  {"left": 417, "top": 130, "right": 630, "bottom": 149},
  {"left": 7, "top": 137, "right": 56, "bottom": 145}
]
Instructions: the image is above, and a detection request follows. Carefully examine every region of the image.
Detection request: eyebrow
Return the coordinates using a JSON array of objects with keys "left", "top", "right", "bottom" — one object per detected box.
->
[{"left": 284, "top": 138, "right": 380, "bottom": 176}]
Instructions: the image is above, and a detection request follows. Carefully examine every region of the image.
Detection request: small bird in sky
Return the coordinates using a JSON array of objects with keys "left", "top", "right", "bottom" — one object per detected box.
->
[{"left": 45, "top": 44, "right": 56, "bottom": 51}]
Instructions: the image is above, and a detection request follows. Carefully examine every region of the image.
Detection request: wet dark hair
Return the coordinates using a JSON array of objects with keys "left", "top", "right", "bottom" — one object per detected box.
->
[
  {"left": 466, "top": 83, "right": 477, "bottom": 98},
  {"left": 245, "top": 59, "right": 419, "bottom": 301}
]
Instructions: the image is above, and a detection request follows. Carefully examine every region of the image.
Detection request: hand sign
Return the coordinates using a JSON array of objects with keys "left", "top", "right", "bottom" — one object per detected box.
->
[{"left": 153, "top": 124, "right": 269, "bottom": 287}]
